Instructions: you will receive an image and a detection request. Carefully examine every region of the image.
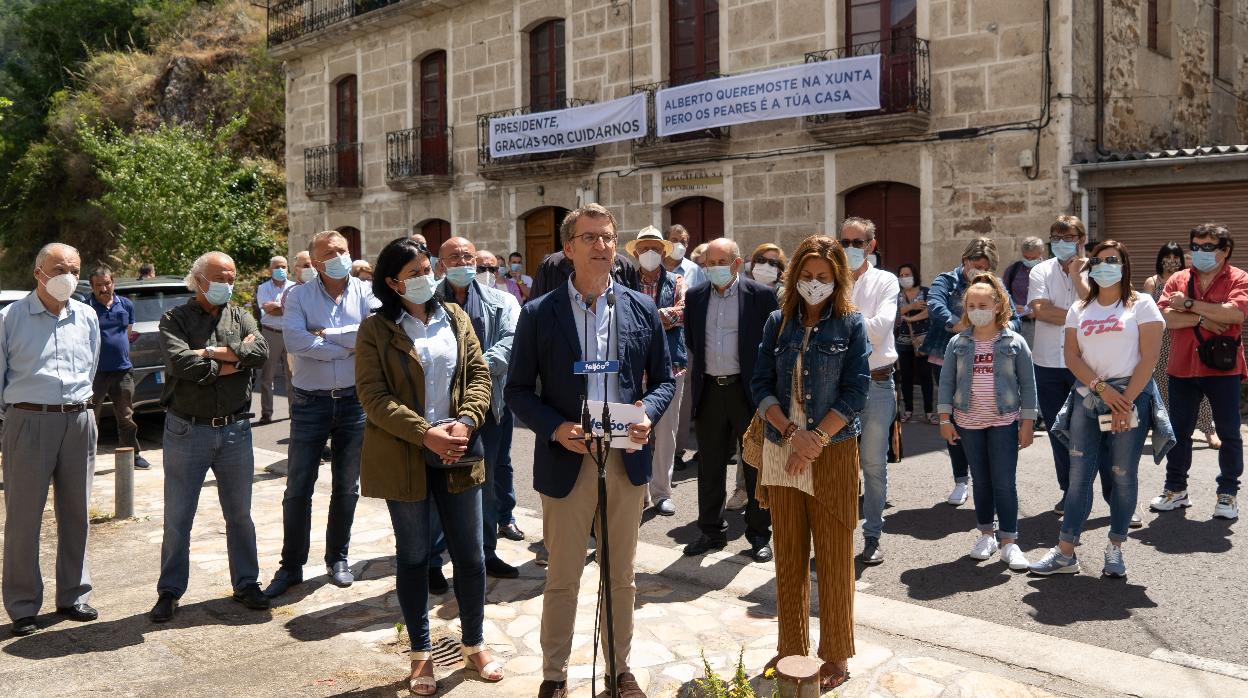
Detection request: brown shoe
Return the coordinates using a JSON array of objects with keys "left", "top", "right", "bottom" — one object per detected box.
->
[
  {"left": 610, "top": 672, "right": 646, "bottom": 698},
  {"left": 537, "top": 679, "right": 567, "bottom": 698}
]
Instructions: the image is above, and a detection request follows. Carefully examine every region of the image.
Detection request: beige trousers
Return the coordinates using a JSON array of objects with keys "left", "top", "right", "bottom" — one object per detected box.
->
[{"left": 540, "top": 450, "right": 645, "bottom": 681}]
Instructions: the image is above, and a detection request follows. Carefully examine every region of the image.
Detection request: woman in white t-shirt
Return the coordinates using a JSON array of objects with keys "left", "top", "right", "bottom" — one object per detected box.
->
[{"left": 1030, "top": 241, "right": 1163, "bottom": 579}]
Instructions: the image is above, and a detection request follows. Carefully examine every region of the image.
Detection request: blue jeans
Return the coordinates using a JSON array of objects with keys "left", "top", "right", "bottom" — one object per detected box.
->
[
  {"left": 432, "top": 411, "right": 504, "bottom": 565},
  {"left": 279, "top": 390, "right": 365, "bottom": 571},
  {"left": 1060, "top": 391, "right": 1153, "bottom": 545},
  {"left": 1036, "top": 365, "right": 1113, "bottom": 502},
  {"left": 1165, "top": 374, "right": 1244, "bottom": 496},
  {"left": 956, "top": 422, "right": 1020, "bottom": 538},
  {"left": 493, "top": 409, "right": 518, "bottom": 525},
  {"left": 935, "top": 362, "right": 969, "bottom": 482},
  {"left": 859, "top": 376, "right": 895, "bottom": 539},
  {"left": 158, "top": 413, "right": 258, "bottom": 597},
  {"left": 387, "top": 468, "right": 485, "bottom": 651}
]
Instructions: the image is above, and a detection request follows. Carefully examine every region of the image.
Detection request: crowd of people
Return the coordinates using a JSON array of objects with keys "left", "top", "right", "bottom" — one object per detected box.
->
[{"left": 0, "top": 207, "right": 1244, "bottom": 698}]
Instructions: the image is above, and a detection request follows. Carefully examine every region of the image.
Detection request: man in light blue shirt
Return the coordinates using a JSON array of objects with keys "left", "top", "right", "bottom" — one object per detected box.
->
[
  {"left": 0, "top": 243, "right": 100, "bottom": 636},
  {"left": 267, "top": 230, "right": 376, "bottom": 597}
]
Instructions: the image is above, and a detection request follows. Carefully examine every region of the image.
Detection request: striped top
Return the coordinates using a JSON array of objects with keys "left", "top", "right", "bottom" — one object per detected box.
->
[{"left": 952, "top": 334, "right": 1019, "bottom": 428}]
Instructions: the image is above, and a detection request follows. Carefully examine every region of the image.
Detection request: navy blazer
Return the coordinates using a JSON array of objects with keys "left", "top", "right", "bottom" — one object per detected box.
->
[
  {"left": 684, "top": 276, "right": 779, "bottom": 415},
  {"left": 506, "top": 281, "right": 675, "bottom": 498}
]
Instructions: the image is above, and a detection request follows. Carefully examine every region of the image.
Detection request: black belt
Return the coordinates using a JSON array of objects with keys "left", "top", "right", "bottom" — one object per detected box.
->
[
  {"left": 870, "top": 363, "right": 897, "bottom": 381},
  {"left": 261, "top": 326, "right": 283, "bottom": 334},
  {"left": 706, "top": 374, "right": 739, "bottom": 386},
  {"left": 295, "top": 386, "right": 356, "bottom": 399},
  {"left": 13, "top": 402, "right": 90, "bottom": 413},
  {"left": 171, "top": 410, "right": 253, "bottom": 427}
]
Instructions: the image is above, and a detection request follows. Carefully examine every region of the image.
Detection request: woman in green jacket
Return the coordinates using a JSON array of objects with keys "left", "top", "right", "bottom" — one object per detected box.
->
[{"left": 355, "top": 237, "right": 498, "bottom": 695}]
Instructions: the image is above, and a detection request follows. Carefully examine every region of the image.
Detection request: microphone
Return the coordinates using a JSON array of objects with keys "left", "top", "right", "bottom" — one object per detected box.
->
[
  {"left": 581, "top": 292, "right": 595, "bottom": 444},
  {"left": 601, "top": 291, "right": 616, "bottom": 444}
]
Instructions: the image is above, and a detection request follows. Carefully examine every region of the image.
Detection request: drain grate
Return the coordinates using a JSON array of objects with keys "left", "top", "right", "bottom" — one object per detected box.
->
[{"left": 430, "top": 635, "right": 463, "bottom": 668}]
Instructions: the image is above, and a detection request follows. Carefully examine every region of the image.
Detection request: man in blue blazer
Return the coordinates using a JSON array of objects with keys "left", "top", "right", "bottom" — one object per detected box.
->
[
  {"left": 506, "top": 203, "right": 674, "bottom": 698},
  {"left": 683, "top": 238, "right": 778, "bottom": 562}
]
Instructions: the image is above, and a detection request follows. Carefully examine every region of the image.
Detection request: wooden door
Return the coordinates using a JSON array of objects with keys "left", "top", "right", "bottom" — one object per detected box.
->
[
  {"left": 337, "top": 226, "right": 362, "bottom": 260},
  {"left": 529, "top": 20, "right": 565, "bottom": 111},
  {"left": 335, "top": 75, "right": 358, "bottom": 186},
  {"left": 844, "top": 182, "right": 919, "bottom": 273},
  {"left": 419, "top": 51, "right": 448, "bottom": 175},
  {"left": 523, "top": 206, "right": 570, "bottom": 270},
  {"left": 669, "top": 197, "right": 723, "bottom": 247},
  {"left": 669, "top": 0, "right": 719, "bottom": 86},
  {"left": 420, "top": 219, "right": 452, "bottom": 252},
  {"left": 846, "top": 0, "right": 917, "bottom": 113}
]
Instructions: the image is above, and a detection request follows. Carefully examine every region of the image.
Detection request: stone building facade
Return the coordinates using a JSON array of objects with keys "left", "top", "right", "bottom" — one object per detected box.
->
[{"left": 271, "top": 0, "right": 1247, "bottom": 280}]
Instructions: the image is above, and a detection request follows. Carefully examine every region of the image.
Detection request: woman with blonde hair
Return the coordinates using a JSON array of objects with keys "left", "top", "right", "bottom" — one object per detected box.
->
[
  {"left": 751, "top": 235, "right": 870, "bottom": 690},
  {"left": 748, "top": 242, "right": 787, "bottom": 289}
]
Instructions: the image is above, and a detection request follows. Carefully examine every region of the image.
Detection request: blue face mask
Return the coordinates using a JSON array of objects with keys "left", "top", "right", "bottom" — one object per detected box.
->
[
  {"left": 203, "top": 279, "right": 233, "bottom": 306},
  {"left": 272, "top": 268, "right": 287, "bottom": 282},
  {"left": 401, "top": 274, "right": 437, "bottom": 305},
  {"left": 322, "top": 253, "right": 352, "bottom": 280},
  {"left": 1051, "top": 240, "right": 1078, "bottom": 261},
  {"left": 510, "top": 262, "right": 523, "bottom": 274},
  {"left": 706, "top": 264, "right": 735, "bottom": 288},
  {"left": 844, "top": 247, "right": 866, "bottom": 269},
  {"left": 1022, "top": 258, "right": 1041, "bottom": 268},
  {"left": 1088, "top": 263, "right": 1123, "bottom": 286},
  {"left": 1191, "top": 250, "right": 1220, "bottom": 272},
  {"left": 445, "top": 265, "right": 476, "bottom": 288}
]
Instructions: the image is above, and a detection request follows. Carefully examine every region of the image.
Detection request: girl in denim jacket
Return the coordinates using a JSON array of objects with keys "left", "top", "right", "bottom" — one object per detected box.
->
[{"left": 937, "top": 273, "right": 1037, "bottom": 570}]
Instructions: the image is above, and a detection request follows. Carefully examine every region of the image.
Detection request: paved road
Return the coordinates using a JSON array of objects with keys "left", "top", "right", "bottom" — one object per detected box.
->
[{"left": 128, "top": 387, "right": 1248, "bottom": 671}]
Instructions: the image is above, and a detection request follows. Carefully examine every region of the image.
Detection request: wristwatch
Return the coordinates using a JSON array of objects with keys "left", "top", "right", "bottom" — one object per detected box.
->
[
  {"left": 205, "top": 345, "right": 216, "bottom": 360},
  {"left": 1093, "top": 379, "right": 1108, "bottom": 394},
  {"left": 1183, "top": 299, "right": 1195, "bottom": 311}
]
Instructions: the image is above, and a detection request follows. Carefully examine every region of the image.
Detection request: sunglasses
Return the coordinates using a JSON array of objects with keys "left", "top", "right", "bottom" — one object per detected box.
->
[
  {"left": 752, "top": 257, "right": 783, "bottom": 269},
  {"left": 476, "top": 265, "right": 499, "bottom": 274},
  {"left": 838, "top": 238, "right": 870, "bottom": 249},
  {"left": 1085, "top": 256, "right": 1122, "bottom": 266},
  {"left": 1191, "top": 241, "right": 1226, "bottom": 253}
]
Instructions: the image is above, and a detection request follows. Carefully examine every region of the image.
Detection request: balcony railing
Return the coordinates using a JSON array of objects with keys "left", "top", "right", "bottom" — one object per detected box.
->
[
  {"left": 304, "top": 141, "right": 361, "bottom": 198},
  {"left": 385, "top": 125, "right": 453, "bottom": 192},
  {"left": 632, "top": 76, "right": 730, "bottom": 148},
  {"left": 476, "top": 100, "right": 596, "bottom": 178},
  {"left": 267, "top": 0, "right": 403, "bottom": 46},
  {"left": 805, "top": 36, "right": 931, "bottom": 120}
]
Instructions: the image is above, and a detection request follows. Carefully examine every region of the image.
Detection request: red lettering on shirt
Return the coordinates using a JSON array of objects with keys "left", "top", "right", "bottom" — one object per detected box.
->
[{"left": 1080, "top": 315, "right": 1124, "bottom": 336}]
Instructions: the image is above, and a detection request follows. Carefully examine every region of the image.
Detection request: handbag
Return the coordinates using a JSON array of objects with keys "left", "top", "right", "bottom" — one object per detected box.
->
[
  {"left": 743, "top": 317, "right": 788, "bottom": 469},
  {"left": 392, "top": 323, "right": 485, "bottom": 470},
  {"left": 1188, "top": 274, "right": 1242, "bottom": 371}
]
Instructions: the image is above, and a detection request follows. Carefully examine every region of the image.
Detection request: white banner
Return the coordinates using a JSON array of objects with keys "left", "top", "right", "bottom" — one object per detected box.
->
[
  {"left": 488, "top": 93, "right": 648, "bottom": 158},
  {"left": 587, "top": 400, "right": 647, "bottom": 449},
  {"left": 656, "top": 54, "right": 882, "bottom": 137}
]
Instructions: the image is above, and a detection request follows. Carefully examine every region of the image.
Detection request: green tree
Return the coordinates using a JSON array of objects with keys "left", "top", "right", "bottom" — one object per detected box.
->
[{"left": 79, "top": 118, "right": 280, "bottom": 276}]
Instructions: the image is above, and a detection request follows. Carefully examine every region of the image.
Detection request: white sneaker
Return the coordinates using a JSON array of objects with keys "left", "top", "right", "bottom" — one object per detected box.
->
[
  {"left": 1150, "top": 489, "right": 1191, "bottom": 511},
  {"left": 725, "top": 488, "right": 748, "bottom": 511},
  {"left": 969, "top": 533, "right": 999, "bottom": 560},
  {"left": 947, "top": 482, "right": 969, "bottom": 506},
  {"left": 1214, "top": 494, "right": 1239, "bottom": 520},
  {"left": 1000, "top": 543, "right": 1030, "bottom": 571}
]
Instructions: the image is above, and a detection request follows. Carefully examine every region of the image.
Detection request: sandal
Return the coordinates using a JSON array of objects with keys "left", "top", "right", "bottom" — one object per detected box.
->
[
  {"left": 408, "top": 650, "right": 436, "bottom": 696},
  {"left": 819, "top": 661, "right": 849, "bottom": 690},
  {"left": 901, "top": 411, "right": 913, "bottom": 422},
  {"left": 462, "top": 644, "right": 504, "bottom": 682}
]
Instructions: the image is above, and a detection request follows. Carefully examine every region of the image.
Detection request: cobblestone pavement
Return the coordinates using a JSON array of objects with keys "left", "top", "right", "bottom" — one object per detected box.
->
[{"left": 0, "top": 447, "right": 1241, "bottom": 697}]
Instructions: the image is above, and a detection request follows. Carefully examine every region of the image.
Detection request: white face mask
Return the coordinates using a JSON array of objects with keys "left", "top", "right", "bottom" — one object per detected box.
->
[
  {"left": 670, "top": 243, "right": 686, "bottom": 261},
  {"left": 797, "top": 278, "right": 835, "bottom": 306},
  {"left": 475, "top": 271, "right": 496, "bottom": 288},
  {"left": 968, "top": 308, "right": 997, "bottom": 328},
  {"left": 299, "top": 266, "right": 317, "bottom": 283},
  {"left": 751, "top": 263, "right": 779, "bottom": 285},
  {"left": 899, "top": 276, "right": 915, "bottom": 289},
  {"left": 40, "top": 271, "right": 78, "bottom": 303},
  {"left": 638, "top": 250, "right": 663, "bottom": 272}
]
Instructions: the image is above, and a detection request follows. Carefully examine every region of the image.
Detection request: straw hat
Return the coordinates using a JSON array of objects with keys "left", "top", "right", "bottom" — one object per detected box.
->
[{"left": 624, "top": 225, "right": 673, "bottom": 257}]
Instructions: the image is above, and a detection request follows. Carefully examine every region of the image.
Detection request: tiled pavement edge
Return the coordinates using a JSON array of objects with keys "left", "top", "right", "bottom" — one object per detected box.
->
[{"left": 0, "top": 447, "right": 1244, "bottom": 697}]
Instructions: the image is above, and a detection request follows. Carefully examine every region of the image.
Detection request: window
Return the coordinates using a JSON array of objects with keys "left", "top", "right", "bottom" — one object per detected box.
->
[
  {"left": 334, "top": 75, "right": 359, "bottom": 187},
  {"left": 846, "top": 0, "right": 918, "bottom": 114},
  {"left": 1146, "top": 0, "right": 1171, "bottom": 55},
  {"left": 1147, "top": 0, "right": 1159, "bottom": 50},
  {"left": 419, "top": 51, "right": 448, "bottom": 175},
  {"left": 421, "top": 219, "right": 452, "bottom": 252},
  {"left": 529, "top": 20, "right": 565, "bottom": 111},
  {"left": 669, "top": 0, "right": 718, "bottom": 86},
  {"left": 1214, "top": 0, "right": 1233, "bottom": 81}
]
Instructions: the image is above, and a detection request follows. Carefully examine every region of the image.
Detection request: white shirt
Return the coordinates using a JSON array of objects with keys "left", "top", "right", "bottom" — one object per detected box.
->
[
  {"left": 1027, "top": 258, "right": 1088, "bottom": 368},
  {"left": 850, "top": 265, "right": 900, "bottom": 370},
  {"left": 255, "top": 278, "right": 289, "bottom": 331},
  {"left": 398, "top": 305, "right": 458, "bottom": 423},
  {"left": 568, "top": 277, "right": 620, "bottom": 404},
  {"left": 1064, "top": 292, "right": 1164, "bottom": 394}
]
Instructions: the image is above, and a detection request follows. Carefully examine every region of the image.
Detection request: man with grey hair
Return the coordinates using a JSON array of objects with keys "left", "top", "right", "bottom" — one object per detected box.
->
[
  {"left": 1003, "top": 237, "right": 1045, "bottom": 350},
  {"left": 267, "top": 230, "right": 376, "bottom": 597},
  {"left": 1, "top": 243, "right": 100, "bottom": 636},
  {"left": 150, "top": 251, "right": 270, "bottom": 622},
  {"left": 255, "top": 255, "right": 291, "bottom": 425}
]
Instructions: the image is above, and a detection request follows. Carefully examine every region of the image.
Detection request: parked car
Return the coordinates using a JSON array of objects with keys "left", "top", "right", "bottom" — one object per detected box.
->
[
  {"left": 0, "top": 289, "right": 27, "bottom": 310},
  {"left": 74, "top": 276, "right": 195, "bottom": 415}
]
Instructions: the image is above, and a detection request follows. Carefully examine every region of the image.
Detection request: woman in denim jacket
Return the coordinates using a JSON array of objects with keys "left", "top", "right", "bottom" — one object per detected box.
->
[
  {"left": 1030, "top": 241, "right": 1165, "bottom": 579},
  {"left": 937, "top": 274, "right": 1037, "bottom": 570},
  {"left": 751, "top": 235, "right": 870, "bottom": 691}
]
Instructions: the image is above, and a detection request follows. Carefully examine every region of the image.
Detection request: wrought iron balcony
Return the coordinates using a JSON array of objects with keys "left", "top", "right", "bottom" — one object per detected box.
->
[
  {"left": 476, "top": 100, "right": 596, "bottom": 180},
  {"left": 385, "top": 125, "right": 453, "bottom": 193},
  {"left": 304, "top": 141, "right": 361, "bottom": 201},
  {"left": 803, "top": 36, "right": 931, "bottom": 144},
  {"left": 631, "top": 77, "right": 730, "bottom": 165},
  {"left": 267, "top": 0, "right": 403, "bottom": 47}
]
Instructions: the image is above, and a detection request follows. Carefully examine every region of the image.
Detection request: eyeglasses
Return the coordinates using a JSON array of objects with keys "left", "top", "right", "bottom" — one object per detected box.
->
[
  {"left": 752, "top": 257, "right": 783, "bottom": 270},
  {"left": 1050, "top": 233, "right": 1080, "bottom": 242},
  {"left": 1086, "top": 256, "right": 1122, "bottom": 266},
  {"left": 1191, "top": 241, "right": 1226, "bottom": 253},
  {"left": 576, "top": 233, "right": 617, "bottom": 246},
  {"left": 476, "top": 265, "right": 499, "bottom": 274},
  {"left": 443, "top": 253, "right": 476, "bottom": 264},
  {"left": 838, "top": 238, "right": 870, "bottom": 249}
]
